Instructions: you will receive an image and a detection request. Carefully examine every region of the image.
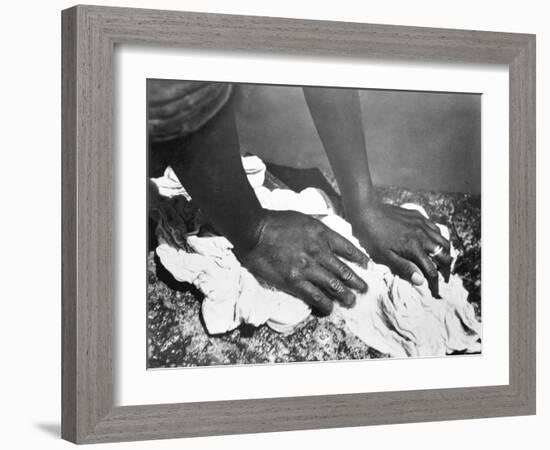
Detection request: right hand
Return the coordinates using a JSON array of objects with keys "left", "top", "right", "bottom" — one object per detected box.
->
[
  {"left": 352, "top": 203, "right": 452, "bottom": 298},
  {"left": 235, "top": 209, "right": 369, "bottom": 315}
]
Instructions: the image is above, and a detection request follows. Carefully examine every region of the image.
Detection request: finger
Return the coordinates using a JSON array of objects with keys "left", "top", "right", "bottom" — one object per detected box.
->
[
  {"left": 421, "top": 232, "right": 452, "bottom": 283},
  {"left": 386, "top": 251, "right": 425, "bottom": 286},
  {"left": 405, "top": 242, "right": 440, "bottom": 298},
  {"left": 420, "top": 217, "right": 441, "bottom": 233},
  {"left": 325, "top": 230, "right": 369, "bottom": 268},
  {"left": 320, "top": 255, "right": 367, "bottom": 293},
  {"left": 421, "top": 226, "right": 451, "bottom": 252},
  {"left": 397, "top": 208, "right": 440, "bottom": 232},
  {"left": 294, "top": 282, "right": 333, "bottom": 316},
  {"left": 407, "top": 215, "right": 440, "bottom": 234},
  {"left": 425, "top": 242, "right": 452, "bottom": 284},
  {"left": 395, "top": 206, "right": 427, "bottom": 220},
  {"left": 307, "top": 265, "right": 357, "bottom": 307},
  {"left": 434, "top": 253, "right": 452, "bottom": 283}
]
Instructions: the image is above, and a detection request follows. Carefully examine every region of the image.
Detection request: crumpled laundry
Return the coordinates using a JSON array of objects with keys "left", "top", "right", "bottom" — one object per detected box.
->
[
  {"left": 157, "top": 237, "right": 311, "bottom": 335},
  {"left": 154, "top": 156, "right": 481, "bottom": 358}
]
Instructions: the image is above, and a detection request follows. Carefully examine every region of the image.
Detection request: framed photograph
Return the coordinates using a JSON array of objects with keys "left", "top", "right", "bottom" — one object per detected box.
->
[{"left": 62, "top": 5, "right": 536, "bottom": 444}]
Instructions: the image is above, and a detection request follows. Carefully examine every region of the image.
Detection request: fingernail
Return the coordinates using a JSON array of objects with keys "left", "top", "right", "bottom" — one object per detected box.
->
[
  {"left": 411, "top": 272, "right": 424, "bottom": 285},
  {"left": 444, "top": 269, "right": 450, "bottom": 283}
]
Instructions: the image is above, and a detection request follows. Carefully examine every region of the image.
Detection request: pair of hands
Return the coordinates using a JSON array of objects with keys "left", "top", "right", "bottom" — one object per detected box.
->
[
  {"left": 154, "top": 194, "right": 452, "bottom": 315},
  {"left": 236, "top": 204, "right": 452, "bottom": 315}
]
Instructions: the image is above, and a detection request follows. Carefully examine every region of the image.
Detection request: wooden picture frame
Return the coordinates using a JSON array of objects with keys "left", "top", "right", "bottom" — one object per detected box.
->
[{"left": 61, "top": 5, "right": 536, "bottom": 444}]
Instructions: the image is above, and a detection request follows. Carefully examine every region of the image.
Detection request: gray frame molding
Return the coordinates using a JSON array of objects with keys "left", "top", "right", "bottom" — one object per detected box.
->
[{"left": 62, "top": 5, "right": 536, "bottom": 444}]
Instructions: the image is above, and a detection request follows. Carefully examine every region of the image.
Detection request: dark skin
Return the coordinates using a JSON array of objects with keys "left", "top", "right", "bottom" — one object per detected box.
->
[
  {"left": 149, "top": 83, "right": 451, "bottom": 313},
  {"left": 152, "top": 91, "right": 368, "bottom": 316},
  {"left": 303, "top": 88, "right": 452, "bottom": 297}
]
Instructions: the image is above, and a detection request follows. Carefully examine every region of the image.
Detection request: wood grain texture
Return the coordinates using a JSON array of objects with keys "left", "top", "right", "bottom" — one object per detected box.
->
[
  {"left": 61, "top": 5, "right": 536, "bottom": 444},
  {"left": 61, "top": 7, "right": 77, "bottom": 443}
]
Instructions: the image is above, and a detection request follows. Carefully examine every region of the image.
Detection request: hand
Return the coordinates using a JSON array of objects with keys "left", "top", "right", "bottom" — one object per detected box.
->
[
  {"left": 351, "top": 203, "right": 452, "bottom": 298},
  {"left": 235, "top": 209, "right": 369, "bottom": 315}
]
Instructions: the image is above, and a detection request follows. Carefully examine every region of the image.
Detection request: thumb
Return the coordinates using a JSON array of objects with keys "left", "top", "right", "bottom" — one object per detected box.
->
[{"left": 387, "top": 251, "right": 425, "bottom": 285}]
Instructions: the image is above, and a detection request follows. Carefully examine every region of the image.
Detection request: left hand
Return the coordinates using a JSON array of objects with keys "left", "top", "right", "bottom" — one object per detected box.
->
[{"left": 351, "top": 203, "right": 452, "bottom": 298}]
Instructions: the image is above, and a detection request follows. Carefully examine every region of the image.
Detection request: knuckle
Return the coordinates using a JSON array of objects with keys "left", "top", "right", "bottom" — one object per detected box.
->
[
  {"left": 404, "top": 264, "right": 417, "bottom": 278},
  {"left": 308, "top": 220, "right": 324, "bottom": 235},
  {"left": 412, "top": 217, "right": 425, "bottom": 227},
  {"left": 344, "top": 242, "right": 357, "bottom": 257},
  {"left": 319, "top": 230, "right": 332, "bottom": 243},
  {"left": 414, "top": 235, "right": 425, "bottom": 247},
  {"left": 340, "top": 267, "right": 353, "bottom": 281},
  {"left": 312, "top": 294, "right": 332, "bottom": 314},
  {"left": 306, "top": 242, "right": 322, "bottom": 255},
  {"left": 423, "top": 218, "right": 436, "bottom": 228},
  {"left": 401, "top": 229, "right": 417, "bottom": 243},
  {"left": 288, "top": 267, "right": 303, "bottom": 283},
  {"left": 426, "top": 268, "right": 439, "bottom": 280},
  {"left": 407, "top": 235, "right": 421, "bottom": 249},
  {"left": 311, "top": 291, "right": 323, "bottom": 303},
  {"left": 329, "top": 278, "right": 343, "bottom": 292},
  {"left": 295, "top": 256, "right": 309, "bottom": 269}
]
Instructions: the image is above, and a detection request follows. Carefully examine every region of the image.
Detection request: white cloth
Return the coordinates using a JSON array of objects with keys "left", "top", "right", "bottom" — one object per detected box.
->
[
  {"left": 151, "top": 156, "right": 334, "bottom": 214},
  {"left": 157, "top": 237, "right": 311, "bottom": 335},
  {"left": 151, "top": 166, "right": 190, "bottom": 199},
  {"left": 154, "top": 156, "right": 481, "bottom": 357},
  {"left": 151, "top": 155, "right": 266, "bottom": 199}
]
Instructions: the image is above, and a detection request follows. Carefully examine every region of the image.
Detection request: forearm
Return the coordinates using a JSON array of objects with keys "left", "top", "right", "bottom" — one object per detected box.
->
[
  {"left": 306, "top": 87, "right": 450, "bottom": 296},
  {"left": 303, "top": 87, "right": 377, "bottom": 222},
  {"left": 159, "top": 99, "right": 265, "bottom": 253}
]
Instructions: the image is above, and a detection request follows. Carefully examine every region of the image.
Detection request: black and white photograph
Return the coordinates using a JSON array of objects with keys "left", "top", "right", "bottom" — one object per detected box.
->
[
  {"left": 146, "top": 80, "right": 482, "bottom": 368},
  {"left": 2, "top": 0, "right": 542, "bottom": 446}
]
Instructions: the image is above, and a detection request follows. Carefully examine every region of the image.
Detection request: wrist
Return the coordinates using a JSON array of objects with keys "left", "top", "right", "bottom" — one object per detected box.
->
[
  {"left": 229, "top": 207, "right": 269, "bottom": 255},
  {"left": 345, "top": 189, "right": 380, "bottom": 225}
]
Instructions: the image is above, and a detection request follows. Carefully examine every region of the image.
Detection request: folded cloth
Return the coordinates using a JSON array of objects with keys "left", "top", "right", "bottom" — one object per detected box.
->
[{"left": 154, "top": 156, "right": 481, "bottom": 357}]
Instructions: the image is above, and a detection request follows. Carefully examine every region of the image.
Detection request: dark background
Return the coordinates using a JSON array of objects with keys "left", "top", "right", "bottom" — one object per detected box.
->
[{"left": 235, "top": 86, "right": 481, "bottom": 194}]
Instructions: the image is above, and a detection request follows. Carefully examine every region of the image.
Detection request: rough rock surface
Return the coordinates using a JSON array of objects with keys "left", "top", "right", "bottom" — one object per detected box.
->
[{"left": 147, "top": 185, "right": 481, "bottom": 368}]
